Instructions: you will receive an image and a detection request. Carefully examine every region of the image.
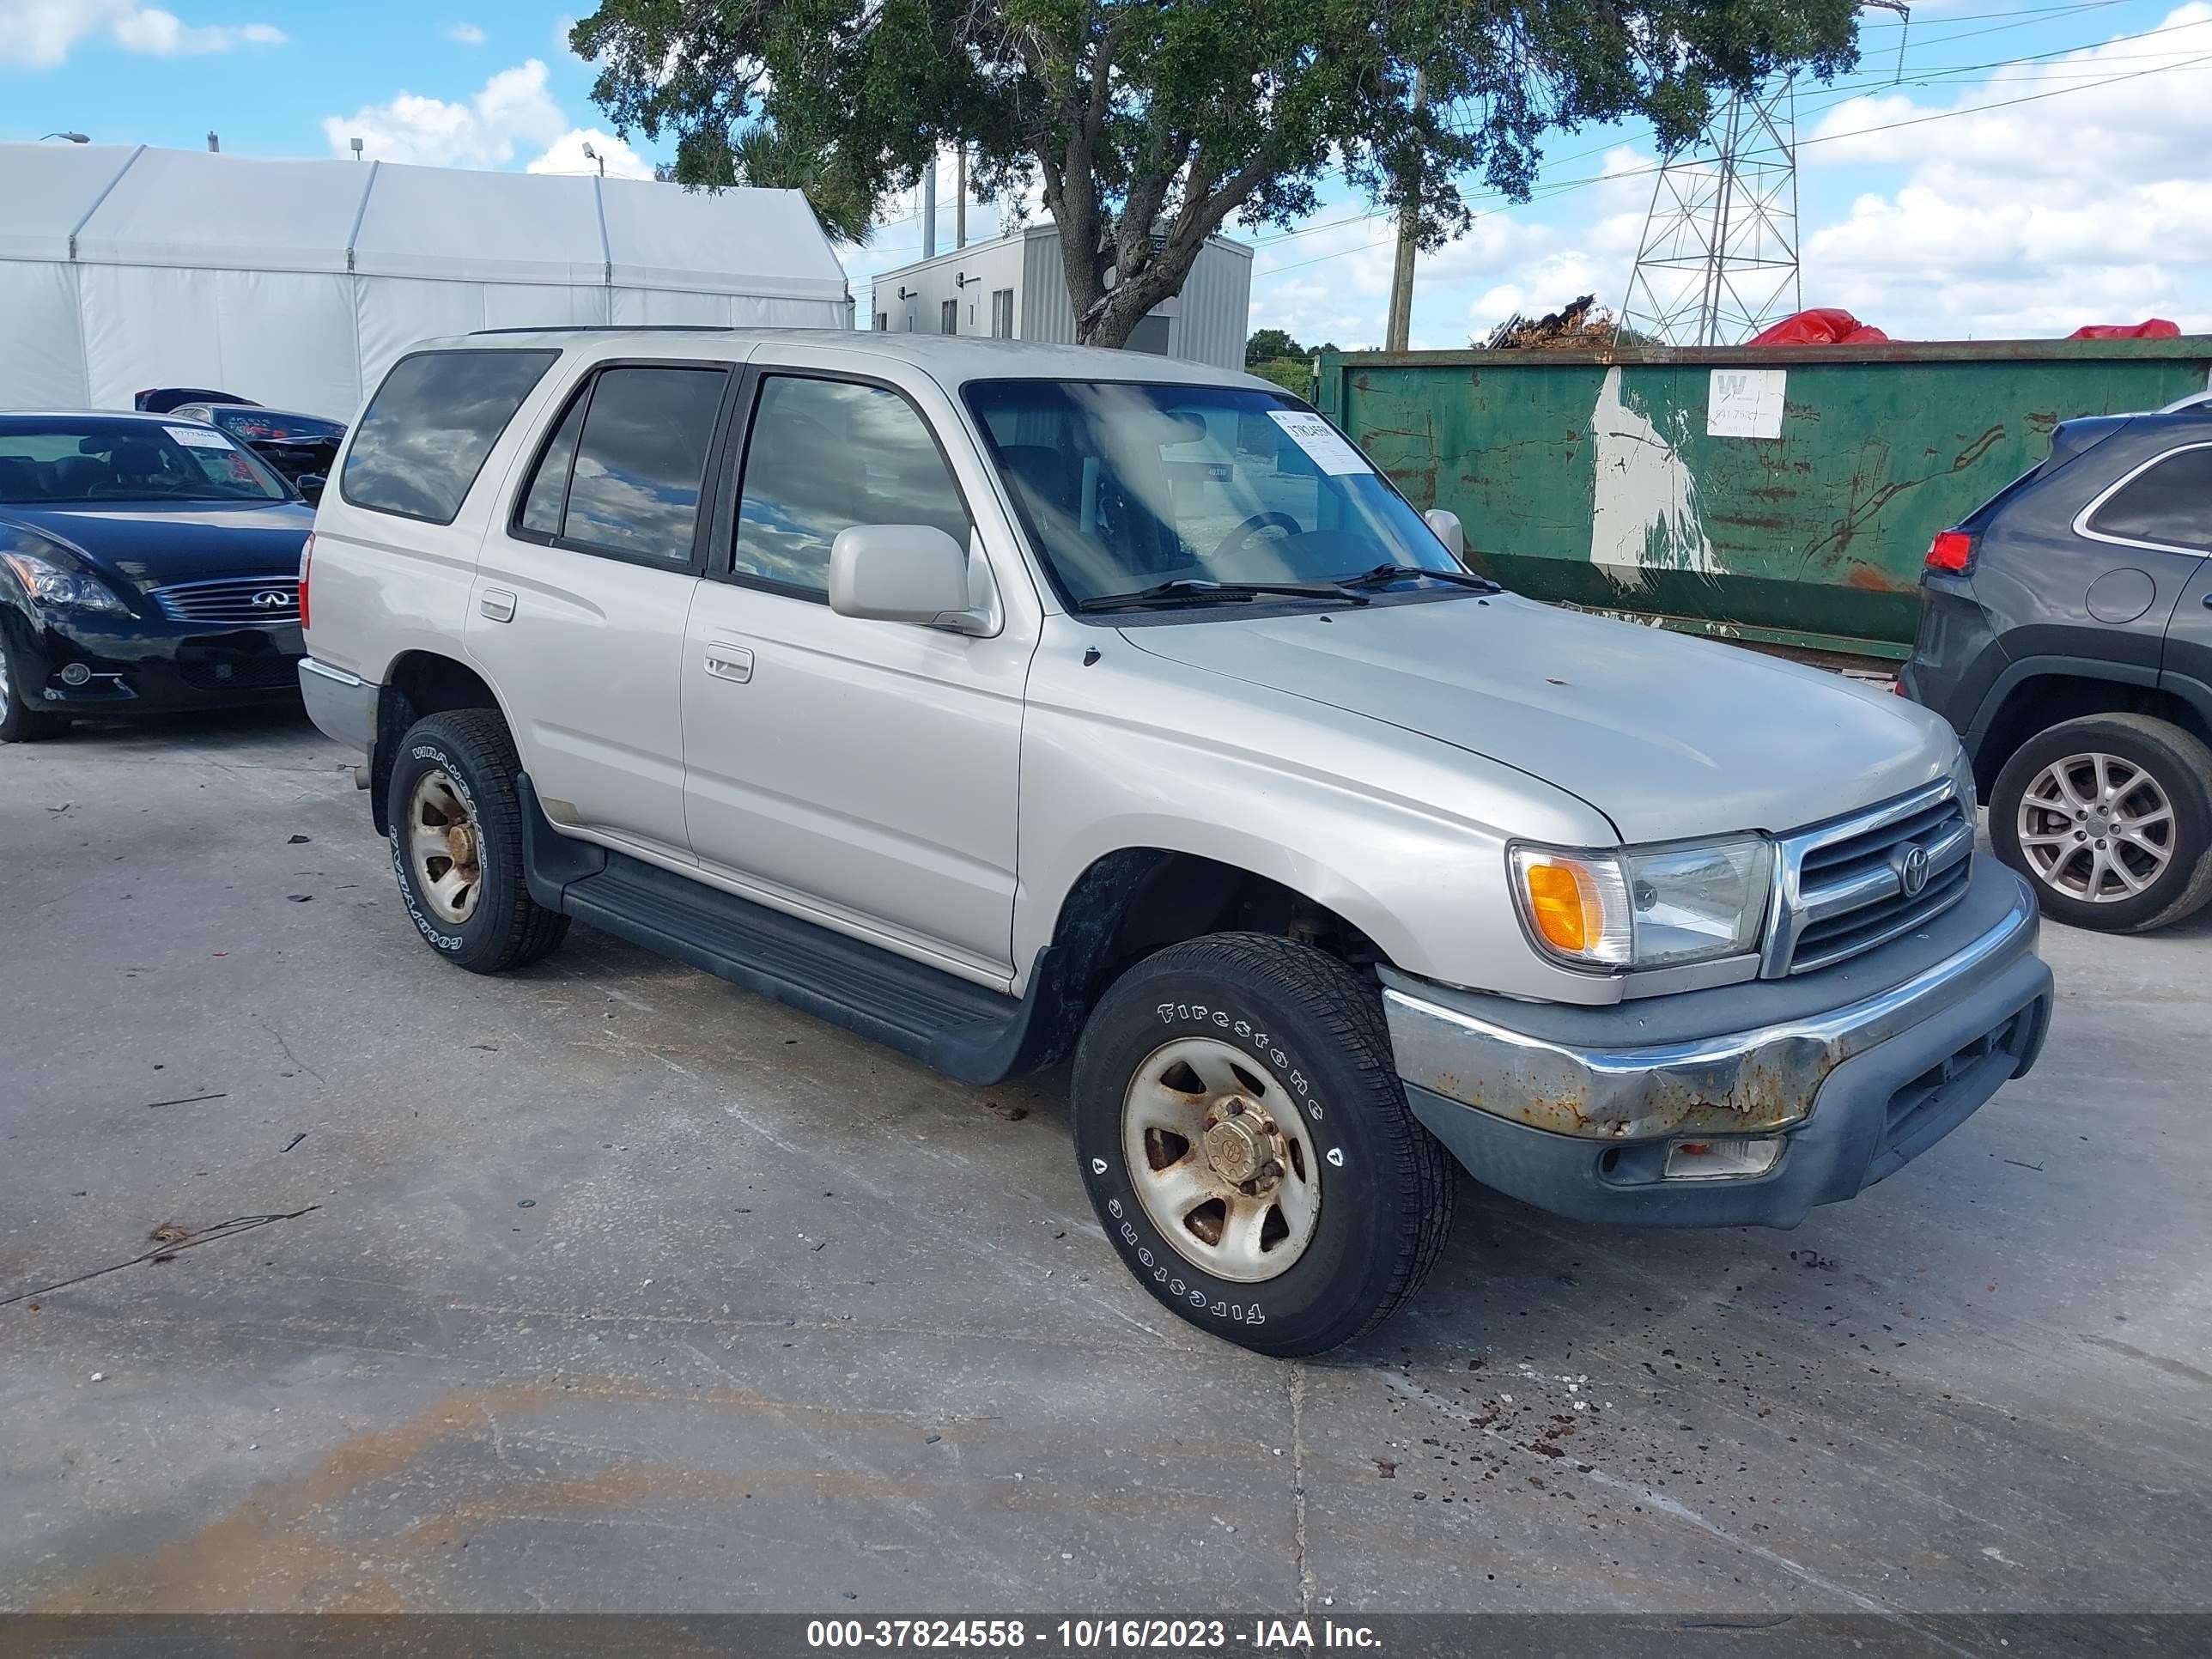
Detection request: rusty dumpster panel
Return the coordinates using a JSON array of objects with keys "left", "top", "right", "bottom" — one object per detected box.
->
[{"left": 1316, "top": 338, "right": 2212, "bottom": 659}]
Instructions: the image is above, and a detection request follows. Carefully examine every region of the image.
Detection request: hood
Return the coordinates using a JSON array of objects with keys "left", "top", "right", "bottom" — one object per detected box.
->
[
  {"left": 1119, "top": 594, "right": 1957, "bottom": 843},
  {"left": 2, "top": 499, "right": 316, "bottom": 591}
]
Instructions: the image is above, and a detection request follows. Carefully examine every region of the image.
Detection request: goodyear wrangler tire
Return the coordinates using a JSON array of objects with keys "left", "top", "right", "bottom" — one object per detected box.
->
[
  {"left": 1072, "top": 933, "right": 1455, "bottom": 1357},
  {"left": 386, "top": 709, "right": 568, "bottom": 974}
]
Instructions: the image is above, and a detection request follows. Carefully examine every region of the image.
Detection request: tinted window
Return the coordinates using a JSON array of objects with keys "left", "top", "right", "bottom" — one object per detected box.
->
[
  {"left": 731, "top": 376, "right": 973, "bottom": 593},
  {"left": 342, "top": 349, "right": 556, "bottom": 524},
  {"left": 2087, "top": 446, "right": 2212, "bottom": 551},
  {"left": 517, "top": 390, "right": 588, "bottom": 538},
  {"left": 556, "top": 367, "right": 728, "bottom": 562}
]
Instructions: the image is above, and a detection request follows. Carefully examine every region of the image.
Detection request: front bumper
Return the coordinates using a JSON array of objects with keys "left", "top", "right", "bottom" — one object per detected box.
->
[
  {"left": 3, "top": 607, "right": 303, "bottom": 714},
  {"left": 1382, "top": 860, "right": 2051, "bottom": 1228}
]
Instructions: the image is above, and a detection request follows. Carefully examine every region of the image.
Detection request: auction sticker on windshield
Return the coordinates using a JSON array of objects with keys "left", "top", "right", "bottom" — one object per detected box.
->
[
  {"left": 165, "top": 425, "right": 233, "bottom": 449},
  {"left": 1267, "top": 410, "right": 1371, "bottom": 476}
]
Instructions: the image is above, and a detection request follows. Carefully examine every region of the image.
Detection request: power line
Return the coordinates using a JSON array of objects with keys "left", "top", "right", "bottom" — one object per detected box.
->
[{"left": 1249, "top": 45, "right": 2212, "bottom": 281}]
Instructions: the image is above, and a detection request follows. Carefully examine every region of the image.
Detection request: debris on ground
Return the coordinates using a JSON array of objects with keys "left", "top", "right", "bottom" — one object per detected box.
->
[
  {"left": 988, "top": 1102, "right": 1029, "bottom": 1121},
  {"left": 287, "top": 834, "right": 312, "bottom": 844},
  {"left": 282, "top": 1133, "right": 307, "bottom": 1153},
  {"left": 1480, "top": 295, "right": 1619, "bottom": 350},
  {"left": 143, "top": 1091, "right": 226, "bottom": 1110}
]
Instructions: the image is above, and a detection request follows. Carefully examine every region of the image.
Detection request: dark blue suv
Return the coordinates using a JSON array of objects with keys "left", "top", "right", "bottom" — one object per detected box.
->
[{"left": 1904, "top": 398, "right": 2212, "bottom": 933}]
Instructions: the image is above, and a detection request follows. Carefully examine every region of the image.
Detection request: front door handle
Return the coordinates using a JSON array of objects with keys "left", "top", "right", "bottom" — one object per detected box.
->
[
  {"left": 479, "top": 588, "right": 518, "bottom": 623},
  {"left": 704, "top": 642, "right": 754, "bottom": 684}
]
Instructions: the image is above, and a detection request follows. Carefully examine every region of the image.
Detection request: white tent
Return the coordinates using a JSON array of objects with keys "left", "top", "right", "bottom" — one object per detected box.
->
[{"left": 0, "top": 143, "right": 854, "bottom": 419}]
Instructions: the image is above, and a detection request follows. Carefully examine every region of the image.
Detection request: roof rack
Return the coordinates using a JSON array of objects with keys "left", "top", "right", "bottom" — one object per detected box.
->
[{"left": 465, "top": 324, "right": 736, "bottom": 336}]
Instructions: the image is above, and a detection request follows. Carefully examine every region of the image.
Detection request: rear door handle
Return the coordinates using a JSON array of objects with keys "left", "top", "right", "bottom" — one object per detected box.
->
[
  {"left": 704, "top": 642, "right": 754, "bottom": 684},
  {"left": 479, "top": 588, "right": 518, "bottom": 623}
]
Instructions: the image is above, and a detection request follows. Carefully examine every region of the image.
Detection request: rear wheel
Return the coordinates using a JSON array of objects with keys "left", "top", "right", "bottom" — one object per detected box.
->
[
  {"left": 0, "top": 635, "right": 70, "bottom": 744},
  {"left": 386, "top": 708, "right": 568, "bottom": 972},
  {"left": 1072, "top": 933, "right": 1455, "bottom": 1357},
  {"left": 1990, "top": 712, "right": 2212, "bottom": 933}
]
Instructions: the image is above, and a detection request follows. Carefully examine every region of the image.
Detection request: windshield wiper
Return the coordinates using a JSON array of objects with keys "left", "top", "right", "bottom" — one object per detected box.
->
[
  {"left": 1076, "top": 578, "right": 1370, "bottom": 612},
  {"left": 1338, "top": 562, "right": 1502, "bottom": 594}
]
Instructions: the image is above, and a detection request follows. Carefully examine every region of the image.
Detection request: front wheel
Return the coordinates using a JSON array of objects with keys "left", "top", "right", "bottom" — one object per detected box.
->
[
  {"left": 386, "top": 708, "right": 569, "bottom": 972},
  {"left": 1990, "top": 713, "right": 2212, "bottom": 933},
  {"left": 0, "top": 635, "right": 70, "bottom": 744},
  {"left": 1071, "top": 933, "right": 1455, "bottom": 1358}
]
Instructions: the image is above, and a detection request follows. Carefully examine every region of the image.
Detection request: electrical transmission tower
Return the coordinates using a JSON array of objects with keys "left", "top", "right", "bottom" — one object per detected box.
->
[
  {"left": 1621, "top": 3, "right": 1909, "bottom": 345},
  {"left": 1620, "top": 74, "right": 1802, "bottom": 347}
]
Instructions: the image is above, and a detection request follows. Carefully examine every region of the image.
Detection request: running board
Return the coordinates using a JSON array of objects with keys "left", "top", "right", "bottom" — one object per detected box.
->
[{"left": 516, "top": 775, "right": 1066, "bottom": 1085}]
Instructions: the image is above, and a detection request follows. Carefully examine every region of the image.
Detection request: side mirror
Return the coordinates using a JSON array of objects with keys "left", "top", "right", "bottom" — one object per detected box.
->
[
  {"left": 296, "top": 472, "right": 326, "bottom": 506},
  {"left": 829, "top": 524, "right": 976, "bottom": 628},
  {"left": 1424, "top": 507, "right": 1465, "bottom": 561}
]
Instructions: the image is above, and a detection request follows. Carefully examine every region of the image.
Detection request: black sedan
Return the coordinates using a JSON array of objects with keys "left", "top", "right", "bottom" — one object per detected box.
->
[
  {"left": 0, "top": 412, "right": 315, "bottom": 742},
  {"left": 167, "top": 403, "right": 344, "bottom": 499}
]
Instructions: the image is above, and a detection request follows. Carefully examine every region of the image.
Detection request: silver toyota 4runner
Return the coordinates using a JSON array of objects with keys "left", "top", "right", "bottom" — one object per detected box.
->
[{"left": 299, "top": 329, "right": 2053, "bottom": 1357}]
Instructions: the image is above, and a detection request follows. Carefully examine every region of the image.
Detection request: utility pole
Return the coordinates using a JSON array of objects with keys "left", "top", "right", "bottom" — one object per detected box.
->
[
  {"left": 1384, "top": 68, "right": 1426, "bottom": 353},
  {"left": 921, "top": 151, "right": 937, "bottom": 260},
  {"left": 955, "top": 144, "right": 967, "bottom": 249}
]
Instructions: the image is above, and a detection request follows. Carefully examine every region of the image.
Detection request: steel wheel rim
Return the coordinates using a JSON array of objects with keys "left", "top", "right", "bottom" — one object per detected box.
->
[
  {"left": 407, "top": 769, "right": 483, "bottom": 924},
  {"left": 2015, "top": 750, "right": 2175, "bottom": 903},
  {"left": 1121, "top": 1036, "right": 1322, "bottom": 1284}
]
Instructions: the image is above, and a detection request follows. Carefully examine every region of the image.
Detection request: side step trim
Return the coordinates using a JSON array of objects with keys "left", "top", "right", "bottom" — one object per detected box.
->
[{"left": 516, "top": 773, "right": 1067, "bottom": 1085}]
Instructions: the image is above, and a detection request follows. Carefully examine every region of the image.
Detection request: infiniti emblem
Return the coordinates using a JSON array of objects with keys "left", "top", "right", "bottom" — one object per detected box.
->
[
  {"left": 1896, "top": 842, "right": 1932, "bottom": 897},
  {"left": 252, "top": 589, "right": 289, "bottom": 609}
]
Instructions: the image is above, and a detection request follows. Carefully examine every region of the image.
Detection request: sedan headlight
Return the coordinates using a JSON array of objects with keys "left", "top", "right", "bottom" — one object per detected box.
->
[
  {"left": 1511, "top": 836, "right": 1775, "bottom": 972},
  {"left": 3, "top": 549, "right": 131, "bottom": 615}
]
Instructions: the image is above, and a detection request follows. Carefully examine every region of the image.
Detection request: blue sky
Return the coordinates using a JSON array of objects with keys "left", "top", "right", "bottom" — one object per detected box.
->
[{"left": 7, "top": 0, "right": 2209, "bottom": 347}]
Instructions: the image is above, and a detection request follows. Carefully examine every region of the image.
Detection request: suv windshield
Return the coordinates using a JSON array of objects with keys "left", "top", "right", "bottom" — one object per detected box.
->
[
  {"left": 0, "top": 417, "right": 292, "bottom": 505},
  {"left": 963, "top": 380, "right": 1465, "bottom": 610}
]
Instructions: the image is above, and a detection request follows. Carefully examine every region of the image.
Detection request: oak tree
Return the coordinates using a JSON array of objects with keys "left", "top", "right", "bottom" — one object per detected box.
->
[{"left": 574, "top": 0, "right": 1858, "bottom": 348}]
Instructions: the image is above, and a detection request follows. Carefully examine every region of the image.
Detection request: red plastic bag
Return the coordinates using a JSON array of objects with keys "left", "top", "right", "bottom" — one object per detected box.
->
[
  {"left": 1749, "top": 308, "right": 1889, "bottom": 346},
  {"left": 2066, "top": 319, "right": 2180, "bottom": 340}
]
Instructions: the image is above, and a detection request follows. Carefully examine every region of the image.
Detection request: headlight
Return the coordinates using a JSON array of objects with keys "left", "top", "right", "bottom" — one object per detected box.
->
[
  {"left": 1511, "top": 836, "right": 1774, "bottom": 972},
  {"left": 3, "top": 550, "right": 131, "bottom": 615}
]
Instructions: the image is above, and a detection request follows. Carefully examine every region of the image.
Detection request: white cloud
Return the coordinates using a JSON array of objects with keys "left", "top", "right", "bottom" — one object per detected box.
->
[
  {"left": 447, "top": 21, "right": 484, "bottom": 46},
  {"left": 1798, "top": 3, "right": 2212, "bottom": 334},
  {"left": 526, "top": 126, "right": 655, "bottom": 181},
  {"left": 0, "top": 0, "right": 283, "bottom": 67},
  {"left": 322, "top": 59, "right": 568, "bottom": 168}
]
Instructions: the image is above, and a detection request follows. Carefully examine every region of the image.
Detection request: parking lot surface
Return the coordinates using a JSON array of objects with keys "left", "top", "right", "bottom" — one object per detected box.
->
[{"left": 3, "top": 711, "right": 2208, "bottom": 1620}]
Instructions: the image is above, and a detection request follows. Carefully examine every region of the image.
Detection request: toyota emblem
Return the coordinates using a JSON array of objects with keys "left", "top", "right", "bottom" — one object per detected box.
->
[
  {"left": 252, "top": 589, "right": 290, "bottom": 609},
  {"left": 1896, "top": 842, "right": 1932, "bottom": 897}
]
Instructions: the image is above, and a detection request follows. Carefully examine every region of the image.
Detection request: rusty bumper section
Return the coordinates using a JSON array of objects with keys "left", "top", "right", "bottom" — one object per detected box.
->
[
  {"left": 1384, "top": 866, "right": 2040, "bottom": 1143},
  {"left": 1381, "top": 863, "right": 2051, "bottom": 1229}
]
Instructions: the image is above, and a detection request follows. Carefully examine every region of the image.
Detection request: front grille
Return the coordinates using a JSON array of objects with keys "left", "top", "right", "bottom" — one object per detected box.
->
[
  {"left": 1765, "top": 782, "right": 1973, "bottom": 976},
  {"left": 154, "top": 574, "right": 300, "bottom": 625}
]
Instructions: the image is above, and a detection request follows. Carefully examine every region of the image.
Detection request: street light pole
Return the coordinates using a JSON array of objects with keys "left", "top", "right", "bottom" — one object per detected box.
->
[{"left": 40, "top": 131, "right": 91, "bottom": 143}]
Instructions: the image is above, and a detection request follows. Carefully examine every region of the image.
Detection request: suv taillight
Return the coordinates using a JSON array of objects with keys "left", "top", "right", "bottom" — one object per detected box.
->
[
  {"left": 1925, "top": 529, "right": 1975, "bottom": 574},
  {"left": 299, "top": 532, "right": 313, "bottom": 630}
]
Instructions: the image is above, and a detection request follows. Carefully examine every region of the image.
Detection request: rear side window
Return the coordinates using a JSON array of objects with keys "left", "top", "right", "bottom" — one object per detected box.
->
[
  {"left": 513, "top": 365, "right": 729, "bottom": 564},
  {"left": 341, "top": 349, "right": 556, "bottom": 525},
  {"left": 2086, "top": 445, "right": 2212, "bottom": 551}
]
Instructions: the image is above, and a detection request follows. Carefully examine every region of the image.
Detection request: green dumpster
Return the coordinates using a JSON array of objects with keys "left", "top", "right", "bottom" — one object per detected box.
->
[{"left": 1315, "top": 337, "right": 2212, "bottom": 660}]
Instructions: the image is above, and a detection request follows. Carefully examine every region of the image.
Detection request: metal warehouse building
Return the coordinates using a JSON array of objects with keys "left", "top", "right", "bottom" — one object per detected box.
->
[
  {"left": 868, "top": 222, "right": 1251, "bottom": 371},
  {"left": 0, "top": 142, "right": 853, "bottom": 420}
]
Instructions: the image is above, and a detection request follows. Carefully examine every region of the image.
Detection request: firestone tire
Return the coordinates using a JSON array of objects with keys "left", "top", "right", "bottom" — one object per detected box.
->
[
  {"left": 1072, "top": 933, "right": 1456, "bottom": 1358},
  {"left": 386, "top": 708, "right": 569, "bottom": 974}
]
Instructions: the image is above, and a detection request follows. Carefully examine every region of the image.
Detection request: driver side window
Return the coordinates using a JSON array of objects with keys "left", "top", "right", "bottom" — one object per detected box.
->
[{"left": 730, "top": 375, "right": 974, "bottom": 595}]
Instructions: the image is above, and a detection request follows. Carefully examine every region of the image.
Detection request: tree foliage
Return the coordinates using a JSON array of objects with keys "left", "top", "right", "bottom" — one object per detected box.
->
[
  {"left": 1245, "top": 327, "right": 1305, "bottom": 367},
  {"left": 574, "top": 0, "right": 1859, "bottom": 347}
]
